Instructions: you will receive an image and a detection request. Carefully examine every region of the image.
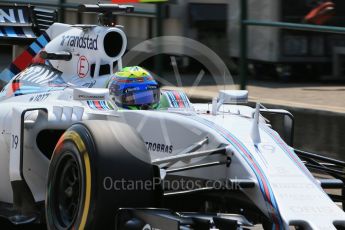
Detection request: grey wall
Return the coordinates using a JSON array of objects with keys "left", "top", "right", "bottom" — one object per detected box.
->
[{"left": 228, "top": 0, "right": 281, "bottom": 62}]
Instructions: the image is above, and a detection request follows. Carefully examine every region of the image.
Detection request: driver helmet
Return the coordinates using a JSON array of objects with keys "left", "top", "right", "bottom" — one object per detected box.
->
[{"left": 108, "top": 66, "right": 160, "bottom": 110}]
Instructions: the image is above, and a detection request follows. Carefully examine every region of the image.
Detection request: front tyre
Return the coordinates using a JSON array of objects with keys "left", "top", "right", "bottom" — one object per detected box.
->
[{"left": 46, "top": 121, "right": 159, "bottom": 230}]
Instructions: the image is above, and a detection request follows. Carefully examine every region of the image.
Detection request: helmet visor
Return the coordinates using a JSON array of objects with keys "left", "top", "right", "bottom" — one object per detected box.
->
[{"left": 115, "top": 87, "right": 160, "bottom": 106}]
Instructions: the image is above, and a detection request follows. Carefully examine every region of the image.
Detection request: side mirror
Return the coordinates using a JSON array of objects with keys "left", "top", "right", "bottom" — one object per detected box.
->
[
  {"left": 218, "top": 90, "right": 248, "bottom": 104},
  {"left": 260, "top": 109, "right": 295, "bottom": 146},
  {"left": 212, "top": 90, "right": 248, "bottom": 115}
]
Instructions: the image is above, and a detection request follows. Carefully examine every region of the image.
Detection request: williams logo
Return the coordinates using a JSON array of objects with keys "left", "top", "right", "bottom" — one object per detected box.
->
[
  {"left": 145, "top": 142, "right": 173, "bottom": 154},
  {"left": 60, "top": 34, "right": 98, "bottom": 50},
  {"left": 0, "top": 8, "right": 28, "bottom": 24}
]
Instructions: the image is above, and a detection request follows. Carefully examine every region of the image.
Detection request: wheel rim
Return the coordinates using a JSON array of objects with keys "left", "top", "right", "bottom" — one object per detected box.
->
[{"left": 51, "top": 152, "right": 82, "bottom": 229}]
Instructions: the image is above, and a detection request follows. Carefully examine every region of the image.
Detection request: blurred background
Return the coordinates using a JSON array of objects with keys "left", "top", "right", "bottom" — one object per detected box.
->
[
  {"left": 0, "top": 0, "right": 344, "bottom": 159},
  {"left": 1, "top": 0, "right": 345, "bottom": 81}
]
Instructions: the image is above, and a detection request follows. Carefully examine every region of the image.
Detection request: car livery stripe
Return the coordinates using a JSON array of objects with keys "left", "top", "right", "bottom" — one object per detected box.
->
[
  {"left": 261, "top": 126, "right": 319, "bottom": 186},
  {"left": 37, "top": 33, "right": 50, "bottom": 47},
  {"left": 165, "top": 91, "right": 191, "bottom": 108},
  {"left": 93, "top": 100, "right": 103, "bottom": 110},
  {"left": 29, "top": 42, "right": 42, "bottom": 54},
  {"left": 13, "top": 27, "right": 25, "bottom": 37},
  {"left": 1, "top": 26, "right": 36, "bottom": 38},
  {"left": 0, "top": 69, "right": 15, "bottom": 82},
  {"left": 107, "top": 101, "right": 115, "bottom": 110},
  {"left": 180, "top": 92, "right": 191, "bottom": 108},
  {"left": 99, "top": 100, "right": 107, "bottom": 110},
  {"left": 22, "top": 27, "right": 35, "bottom": 38},
  {"left": 0, "top": 32, "right": 50, "bottom": 83},
  {"left": 6, "top": 84, "right": 65, "bottom": 97},
  {"left": 166, "top": 92, "right": 176, "bottom": 107},
  {"left": 4, "top": 27, "right": 17, "bottom": 37},
  {"left": 100, "top": 100, "right": 110, "bottom": 110},
  {"left": 87, "top": 101, "right": 114, "bottom": 111},
  {"left": 87, "top": 101, "right": 97, "bottom": 110},
  {"left": 168, "top": 91, "right": 180, "bottom": 108},
  {"left": 190, "top": 116, "right": 283, "bottom": 229},
  {"left": 100, "top": 100, "right": 113, "bottom": 110},
  {"left": 172, "top": 91, "right": 185, "bottom": 108},
  {"left": 166, "top": 91, "right": 179, "bottom": 108},
  {"left": 13, "top": 50, "right": 33, "bottom": 70}
]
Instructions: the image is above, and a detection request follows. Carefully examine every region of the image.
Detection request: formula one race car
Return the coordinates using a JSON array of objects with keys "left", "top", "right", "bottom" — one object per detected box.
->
[{"left": 0, "top": 4, "right": 345, "bottom": 230}]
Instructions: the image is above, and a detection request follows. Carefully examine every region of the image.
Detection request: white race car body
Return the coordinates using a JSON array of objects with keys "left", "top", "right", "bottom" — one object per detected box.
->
[{"left": 0, "top": 7, "right": 344, "bottom": 230}]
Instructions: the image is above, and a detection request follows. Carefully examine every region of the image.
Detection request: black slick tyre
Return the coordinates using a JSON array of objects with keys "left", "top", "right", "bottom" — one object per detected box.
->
[{"left": 45, "top": 120, "right": 160, "bottom": 230}]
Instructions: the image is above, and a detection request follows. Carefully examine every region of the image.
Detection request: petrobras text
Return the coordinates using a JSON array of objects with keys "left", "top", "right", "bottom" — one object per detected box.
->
[{"left": 60, "top": 34, "right": 98, "bottom": 50}]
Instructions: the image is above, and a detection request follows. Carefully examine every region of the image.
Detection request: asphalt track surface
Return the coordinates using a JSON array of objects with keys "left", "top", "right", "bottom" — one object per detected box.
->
[
  {"left": 0, "top": 218, "right": 46, "bottom": 230},
  {"left": 0, "top": 218, "right": 265, "bottom": 229}
]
